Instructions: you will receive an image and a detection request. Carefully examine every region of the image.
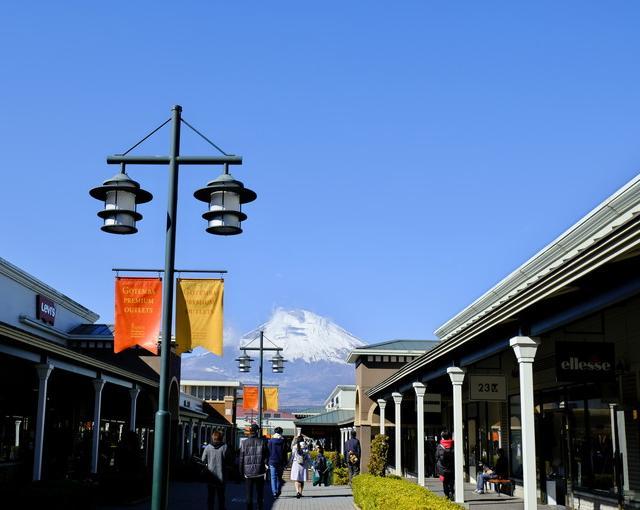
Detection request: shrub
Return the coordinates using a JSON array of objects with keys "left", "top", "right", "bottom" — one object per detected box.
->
[
  {"left": 333, "top": 466, "right": 349, "bottom": 485},
  {"left": 352, "top": 474, "right": 463, "bottom": 510},
  {"left": 367, "top": 434, "right": 389, "bottom": 476}
]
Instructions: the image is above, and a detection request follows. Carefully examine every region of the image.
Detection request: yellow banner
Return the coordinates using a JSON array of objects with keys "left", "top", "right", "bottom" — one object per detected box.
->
[
  {"left": 175, "top": 279, "right": 224, "bottom": 355},
  {"left": 263, "top": 387, "right": 279, "bottom": 411}
]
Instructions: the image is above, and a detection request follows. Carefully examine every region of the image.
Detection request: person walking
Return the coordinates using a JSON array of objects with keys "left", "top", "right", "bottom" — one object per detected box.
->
[
  {"left": 313, "top": 446, "right": 330, "bottom": 487},
  {"left": 238, "top": 423, "right": 269, "bottom": 510},
  {"left": 267, "top": 426, "right": 287, "bottom": 498},
  {"left": 344, "top": 429, "right": 361, "bottom": 483},
  {"left": 201, "top": 430, "right": 228, "bottom": 510},
  {"left": 290, "top": 435, "right": 311, "bottom": 499},
  {"left": 435, "top": 430, "right": 455, "bottom": 500}
]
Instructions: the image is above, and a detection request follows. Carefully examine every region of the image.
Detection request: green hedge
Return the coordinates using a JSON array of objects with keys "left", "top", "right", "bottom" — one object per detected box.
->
[{"left": 352, "top": 474, "right": 463, "bottom": 510}]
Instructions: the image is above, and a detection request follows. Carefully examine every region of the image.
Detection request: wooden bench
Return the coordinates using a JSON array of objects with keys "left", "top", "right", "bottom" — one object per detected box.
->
[{"left": 487, "top": 478, "right": 513, "bottom": 496}]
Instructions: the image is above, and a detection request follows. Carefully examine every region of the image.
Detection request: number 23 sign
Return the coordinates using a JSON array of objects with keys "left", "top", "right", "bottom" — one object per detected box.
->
[{"left": 469, "top": 375, "right": 506, "bottom": 401}]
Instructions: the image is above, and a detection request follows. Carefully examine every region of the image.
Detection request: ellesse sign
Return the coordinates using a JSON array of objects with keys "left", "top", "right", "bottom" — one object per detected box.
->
[
  {"left": 555, "top": 341, "right": 614, "bottom": 382},
  {"left": 36, "top": 295, "right": 56, "bottom": 326}
]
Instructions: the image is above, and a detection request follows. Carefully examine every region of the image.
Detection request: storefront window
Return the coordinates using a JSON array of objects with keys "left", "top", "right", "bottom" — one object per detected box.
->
[{"left": 568, "top": 388, "right": 615, "bottom": 495}]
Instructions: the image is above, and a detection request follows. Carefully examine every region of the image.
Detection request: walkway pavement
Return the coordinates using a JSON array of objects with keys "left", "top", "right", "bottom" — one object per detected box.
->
[
  {"left": 99, "top": 480, "right": 355, "bottom": 510},
  {"left": 423, "top": 476, "right": 559, "bottom": 509}
]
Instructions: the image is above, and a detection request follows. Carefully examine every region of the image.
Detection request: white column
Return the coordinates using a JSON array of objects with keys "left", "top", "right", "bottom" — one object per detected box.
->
[
  {"left": 340, "top": 428, "right": 345, "bottom": 455},
  {"left": 447, "top": 367, "right": 466, "bottom": 503},
  {"left": 377, "top": 399, "right": 387, "bottom": 435},
  {"left": 33, "top": 363, "right": 53, "bottom": 481},
  {"left": 511, "top": 336, "right": 539, "bottom": 510},
  {"left": 187, "top": 421, "right": 194, "bottom": 458},
  {"left": 180, "top": 422, "right": 186, "bottom": 460},
  {"left": 129, "top": 387, "right": 140, "bottom": 432},
  {"left": 14, "top": 419, "right": 22, "bottom": 447},
  {"left": 413, "top": 383, "right": 427, "bottom": 486},
  {"left": 91, "top": 379, "right": 106, "bottom": 474},
  {"left": 392, "top": 392, "right": 403, "bottom": 475}
]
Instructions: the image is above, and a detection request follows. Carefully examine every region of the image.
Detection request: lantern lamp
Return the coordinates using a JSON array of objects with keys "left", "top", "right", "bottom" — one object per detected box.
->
[
  {"left": 193, "top": 164, "right": 257, "bottom": 236},
  {"left": 89, "top": 165, "right": 153, "bottom": 234},
  {"left": 236, "top": 352, "right": 253, "bottom": 373},
  {"left": 271, "top": 351, "right": 286, "bottom": 373}
]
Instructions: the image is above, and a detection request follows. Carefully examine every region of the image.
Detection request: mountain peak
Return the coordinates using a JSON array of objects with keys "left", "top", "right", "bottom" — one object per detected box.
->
[{"left": 240, "top": 307, "right": 365, "bottom": 364}]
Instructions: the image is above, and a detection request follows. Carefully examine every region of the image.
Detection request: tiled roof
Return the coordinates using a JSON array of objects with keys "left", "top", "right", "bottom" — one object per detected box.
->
[{"left": 357, "top": 339, "right": 438, "bottom": 351}]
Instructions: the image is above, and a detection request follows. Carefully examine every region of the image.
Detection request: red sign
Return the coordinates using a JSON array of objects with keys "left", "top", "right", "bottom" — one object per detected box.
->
[{"left": 36, "top": 295, "right": 56, "bottom": 325}]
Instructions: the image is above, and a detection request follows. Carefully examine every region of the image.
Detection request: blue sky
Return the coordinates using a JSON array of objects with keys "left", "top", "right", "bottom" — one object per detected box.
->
[{"left": 2, "top": 1, "right": 640, "bottom": 343}]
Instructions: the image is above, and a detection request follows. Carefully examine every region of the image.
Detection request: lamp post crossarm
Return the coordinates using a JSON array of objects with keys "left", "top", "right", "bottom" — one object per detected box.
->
[
  {"left": 240, "top": 346, "right": 282, "bottom": 352},
  {"left": 107, "top": 155, "right": 243, "bottom": 166},
  {"left": 112, "top": 268, "right": 227, "bottom": 274}
]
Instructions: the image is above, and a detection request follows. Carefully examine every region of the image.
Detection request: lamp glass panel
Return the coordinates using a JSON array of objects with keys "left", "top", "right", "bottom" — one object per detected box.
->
[
  {"left": 209, "top": 190, "right": 240, "bottom": 213},
  {"left": 208, "top": 213, "right": 240, "bottom": 231},
  {"left": 106, "top": 189, "right": 136, "bottom": 211},
  {"left": 104, "top": 212, "right": 136, "bottom": 229}
]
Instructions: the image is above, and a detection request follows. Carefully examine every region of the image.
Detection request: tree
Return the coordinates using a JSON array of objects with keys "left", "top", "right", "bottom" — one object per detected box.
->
[{"left": 368, "top": 434, "right": 389, "bottom": 476}]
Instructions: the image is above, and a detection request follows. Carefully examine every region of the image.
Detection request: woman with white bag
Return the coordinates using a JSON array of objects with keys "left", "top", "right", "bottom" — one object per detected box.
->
[{"left": 290, "top": 435, "right": 311, "bottom": 499}]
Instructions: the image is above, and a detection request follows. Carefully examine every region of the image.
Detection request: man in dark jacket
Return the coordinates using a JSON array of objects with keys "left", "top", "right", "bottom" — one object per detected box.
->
[
  {"left": 344, "top": 429, "right": 361, "bottom": 483},
  {"left": 435, "top": 430, "right": 455, "bottom": 500},
  {"left": 475, "top": 448, "right": 508, "bottom": 494},
  {"left": 267, "top": 426, "right": 287, "bottom": 498},
  {"left": 239, "top": 423, "right": 269, "bottom": 510},
  {"left": 201, "top": 430, "right": 228, "bottom": 510}
]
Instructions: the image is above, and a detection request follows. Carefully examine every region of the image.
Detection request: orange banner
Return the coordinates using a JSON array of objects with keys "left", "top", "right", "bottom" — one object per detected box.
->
[
  {"left": 243, "top": 386, "right": 258, "bottom": 411},
  {"left": 114, "top": 277, "right": 162, "bottom": 354}
]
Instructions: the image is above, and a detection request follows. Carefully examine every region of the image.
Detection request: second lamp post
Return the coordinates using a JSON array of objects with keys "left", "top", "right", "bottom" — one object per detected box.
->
[{"left": 237, "top": 331, "right": 286, "bottom": 433}]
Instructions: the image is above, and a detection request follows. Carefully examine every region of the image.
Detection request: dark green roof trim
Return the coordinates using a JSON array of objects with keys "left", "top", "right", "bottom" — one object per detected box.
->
[{"left": 294, "top": 409, "right": 354, "bottom": 427}]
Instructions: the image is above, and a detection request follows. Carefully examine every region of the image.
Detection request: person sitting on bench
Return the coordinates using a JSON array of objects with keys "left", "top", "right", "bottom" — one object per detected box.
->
[{"left": 475, "top": 448, "right": 508, "bottom": 494}]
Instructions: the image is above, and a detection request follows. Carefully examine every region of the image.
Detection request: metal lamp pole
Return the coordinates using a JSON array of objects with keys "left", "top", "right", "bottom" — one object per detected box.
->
[
  {"left": 90, "top": 105, "right": 255, "bottom": 510},
  {"left": 258, "top": 331, "right": 264, "bottom": 431},
  {"left": 238, "top": 330, "right": 285, "bottom": 434}
]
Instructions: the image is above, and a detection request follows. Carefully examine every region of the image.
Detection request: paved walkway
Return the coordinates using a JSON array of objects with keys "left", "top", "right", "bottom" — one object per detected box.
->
[
  {"left": 423, "top": 476, "right": 559, "bottom": 509},
  {"left": 99, "top": 480, "right": 355, "bottom": 510}
]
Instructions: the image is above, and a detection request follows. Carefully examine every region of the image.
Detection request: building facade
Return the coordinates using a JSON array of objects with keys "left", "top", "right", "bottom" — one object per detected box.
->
[
  {"left": 346, "top": 340, "right": 438, "bottom": 472},
  {"left": 367, "top": 174, "right": 640, "bottom": 509},
  {"left": 0, "top": 257, "right": 181, "bottom": 484}
]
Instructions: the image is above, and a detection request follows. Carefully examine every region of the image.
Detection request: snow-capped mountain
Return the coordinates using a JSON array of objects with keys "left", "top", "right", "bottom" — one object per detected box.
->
[
  {"left": 240, "top": 308, "right": 365, "bottom": 364},
  {"left": 181, "top": 308, "right": 365, "bottom": 405}
]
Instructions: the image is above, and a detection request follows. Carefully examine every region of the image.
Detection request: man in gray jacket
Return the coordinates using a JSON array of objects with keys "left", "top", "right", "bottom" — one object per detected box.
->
[
  {"left": 239, "top": 423, "right": 269, "bottom": 510},
  {"left": 202, "top": 430, "right": 228, "bottom": 509}
]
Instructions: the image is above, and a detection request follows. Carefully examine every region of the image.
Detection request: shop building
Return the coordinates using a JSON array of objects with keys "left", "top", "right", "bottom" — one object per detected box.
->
[
  {"left": 180, "top": 379, "right": 240, "bottom": 426},
  {"left": 177, "top": 391, "right": 234, "bottom": 461},
  {"left": 0, "top": 257, "right": 181, "bottom": 484},
  {"left": 367, "top": 175, "right": 640, "bottom": 509},
  {"left": 346, "top": 339, "right": 438, "bottom": 472}
]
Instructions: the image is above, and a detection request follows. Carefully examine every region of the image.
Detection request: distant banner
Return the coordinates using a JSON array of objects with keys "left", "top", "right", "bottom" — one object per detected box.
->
[
  {"left": 243, "top": 386, "right": 259, "bottom": 411},
  {"left": 114, "top": 277, "right": 162, "bottom": 354},
  {"left": 263, "top": 387, "right": 279, "bottom": 411},
  {"left": 175, "top": 279, "right": 224, "bottom": 355}
]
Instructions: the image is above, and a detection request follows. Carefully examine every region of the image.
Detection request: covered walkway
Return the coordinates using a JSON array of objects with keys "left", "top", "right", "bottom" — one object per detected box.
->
[{"left": 422, "top": 477, "right": 557, "bottom": 509}]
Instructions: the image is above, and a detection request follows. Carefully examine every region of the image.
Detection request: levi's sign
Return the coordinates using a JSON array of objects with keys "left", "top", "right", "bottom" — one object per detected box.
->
[
  {"left": 36, "top": 295, "right": 56, "bottom": 325},
  {"left": 555, "top": 341, "right": 614, "bottom": 382}
]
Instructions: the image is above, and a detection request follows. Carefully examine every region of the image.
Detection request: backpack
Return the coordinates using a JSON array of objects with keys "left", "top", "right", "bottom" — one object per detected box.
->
[
  {"left": 439, "top": 446, "right": 454, "bottom": 472},
  {"left": 315, "top": 455, "right": 327, "bottom": 472}
]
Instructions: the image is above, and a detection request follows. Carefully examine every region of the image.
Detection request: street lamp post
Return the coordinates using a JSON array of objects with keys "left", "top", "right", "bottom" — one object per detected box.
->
[
  {"left": 237, "top": 330, "right": 286, "bottom": 432},
  {"left": 89, "top": 105, "right": 255, "bottom": 510}
]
